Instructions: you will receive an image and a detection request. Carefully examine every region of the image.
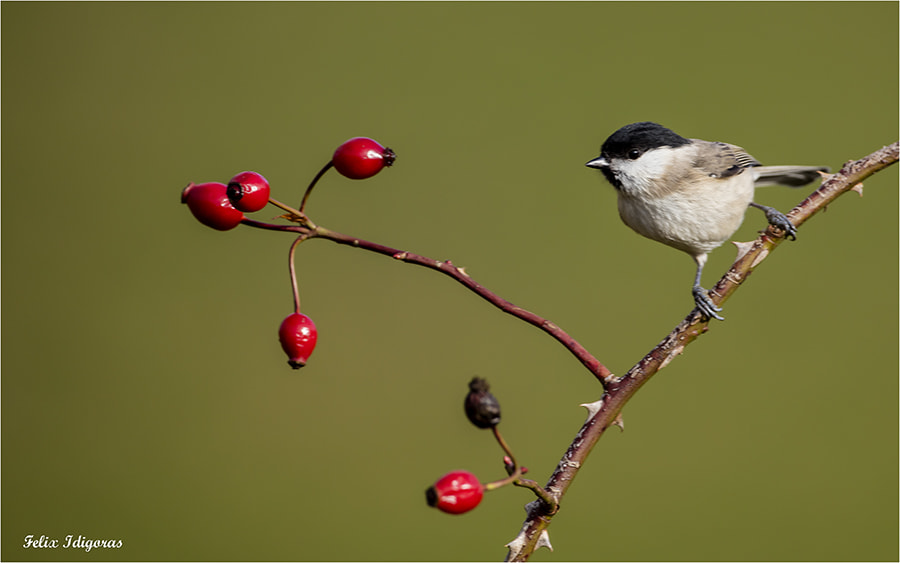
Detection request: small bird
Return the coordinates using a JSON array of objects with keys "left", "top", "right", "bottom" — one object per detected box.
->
[{"left": 585, "top": 122, "right": 828, "bottom": 320}]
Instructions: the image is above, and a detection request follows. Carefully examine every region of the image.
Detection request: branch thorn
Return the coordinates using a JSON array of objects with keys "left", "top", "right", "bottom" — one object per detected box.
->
[
  {"left": 731, "top": 240, "right": 755, "bottom": 262},
  {"left": 536, "top": 530, "right": 553, "bottom": 552},
  {"left": 579, "top": 398, "right": 604, "bottom": 420},
  {"left": 505, "top": 530, "right": 528, "bottom": 561}
]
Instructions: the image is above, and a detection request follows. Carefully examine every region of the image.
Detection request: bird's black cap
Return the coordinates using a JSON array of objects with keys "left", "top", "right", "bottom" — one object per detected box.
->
[{"left": 600, "top": 122, "right": 690, "bottom": 160}]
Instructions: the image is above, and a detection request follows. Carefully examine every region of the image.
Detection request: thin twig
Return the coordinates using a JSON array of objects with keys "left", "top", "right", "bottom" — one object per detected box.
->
[
  {"left": 315, "top": 225, "right": 614, "bottom": 386},
  {"left": 240, "top": 220, "right": 613, "bottom": 385}
]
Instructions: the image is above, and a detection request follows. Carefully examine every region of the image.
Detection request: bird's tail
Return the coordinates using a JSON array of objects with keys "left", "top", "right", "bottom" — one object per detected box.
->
[{"left": 752, "top": 165, "right": 830, "bottom": 188}]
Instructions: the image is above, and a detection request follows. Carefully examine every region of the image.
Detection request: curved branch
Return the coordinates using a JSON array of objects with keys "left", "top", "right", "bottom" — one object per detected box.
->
[
  {"left": 312, "top": 225, "right": 614, "bottom": 384},
  {"left": 503, "top": 141, "right": 899, "bottom": 561},
  {"left": 239, "top": 220, "right": 613, "bottom": 384}
]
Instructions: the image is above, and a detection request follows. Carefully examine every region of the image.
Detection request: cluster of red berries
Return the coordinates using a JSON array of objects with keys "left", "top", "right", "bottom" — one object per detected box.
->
[
  {"left": 425, "top": 377, "right": 512, "bottom": 515},
  {"left": 181, "top": 137, "right": 395, "bottom": 368},
  {"left": 181, "top": 171, "right": 269, "bottom": 231},
  {"left": 183, "top": 138, "right": 550, "bottom": 520},
  {"left": 182, "top": 137, "right": 394, "bottom": 231}
]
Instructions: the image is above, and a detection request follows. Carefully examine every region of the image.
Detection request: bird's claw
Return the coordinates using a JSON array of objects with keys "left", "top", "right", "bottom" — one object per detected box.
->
[
  {"left": 692, "top": 286, "right": 724, "bottom": 321},
  {"left": 765, "top": 209, "right": 797, "bottom": 241}
]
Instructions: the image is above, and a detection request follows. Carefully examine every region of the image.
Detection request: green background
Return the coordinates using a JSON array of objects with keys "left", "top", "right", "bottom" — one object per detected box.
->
[{"left": 3, "top": 2, "right": 897, "bottom": 561}]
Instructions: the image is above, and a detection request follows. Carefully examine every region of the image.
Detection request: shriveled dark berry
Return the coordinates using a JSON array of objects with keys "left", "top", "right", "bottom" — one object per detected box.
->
[{"left": 464, "top": 377, "right": 501, "bottom": 429}]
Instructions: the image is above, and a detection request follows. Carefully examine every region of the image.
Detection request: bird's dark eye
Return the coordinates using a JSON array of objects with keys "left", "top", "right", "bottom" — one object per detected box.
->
[{"left": 627, "top": 149, "right": 641, "bottom": 160}]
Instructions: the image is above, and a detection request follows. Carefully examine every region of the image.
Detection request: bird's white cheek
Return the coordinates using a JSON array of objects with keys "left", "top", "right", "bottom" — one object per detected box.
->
[{"left": 612, "top": 148, "right": 679, "bottom": 195}]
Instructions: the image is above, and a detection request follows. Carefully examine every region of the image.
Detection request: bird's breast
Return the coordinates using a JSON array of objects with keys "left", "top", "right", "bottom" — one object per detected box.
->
[{"left": 616, "top": 175, "right": 754, "bottom": 256}]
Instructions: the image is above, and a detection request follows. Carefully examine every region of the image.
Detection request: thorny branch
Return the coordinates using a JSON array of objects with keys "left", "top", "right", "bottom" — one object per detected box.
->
[
  {"left": 243, "top": 141, "right": 897, "bottom": 561},
  {"left": 503, "top": 141, "right": 898, "bottom": 561}
]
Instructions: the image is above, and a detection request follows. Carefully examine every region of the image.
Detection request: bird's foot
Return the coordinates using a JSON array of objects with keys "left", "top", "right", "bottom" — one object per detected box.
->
[
  {"left": 752, "top": 203, "right": 797, "bottom": 240},
  {"left": 692, "top": 286, "right": 724, "bottom": 321}
]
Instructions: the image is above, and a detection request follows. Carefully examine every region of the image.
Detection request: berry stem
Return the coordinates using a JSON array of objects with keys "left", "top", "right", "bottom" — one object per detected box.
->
[
  {"left": 482, "top": 427, "right": 559, "bottom": 513},
  {"left": 515, "top": 479, "right": 559, "bottom": 514},
  {"left": 299, "top": 161, "right": 334, "bottom": 214},
  {"left": 492, "top": 425, "right": 516, "bottom": 470},
  {"left": 483, "top": 427, "right": 522, "bottom": 491},
  {"left": 267, "top": 197, "right": 317, "bottom": 229},
  {"left": 288, "top": 236, "right": 305, "bottom": 314}
]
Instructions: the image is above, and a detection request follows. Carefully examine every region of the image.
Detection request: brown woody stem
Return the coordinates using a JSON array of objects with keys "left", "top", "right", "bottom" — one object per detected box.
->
[
  {"left": 503, "top": 142, "right": 898, "bottom": 561},
  {"left": 240, "top": 219, "right": 613, "bottom": 385}
]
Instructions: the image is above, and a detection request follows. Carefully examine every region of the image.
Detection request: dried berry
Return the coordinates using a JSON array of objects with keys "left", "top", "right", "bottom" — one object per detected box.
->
[{"left": 464, "top": 377, "right": 501, "bottom": 429}]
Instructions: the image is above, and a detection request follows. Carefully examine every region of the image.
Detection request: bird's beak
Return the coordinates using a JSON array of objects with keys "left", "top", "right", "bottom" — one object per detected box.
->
[{"left": 585, "top": 156, "right": 608, "bottom": 169}]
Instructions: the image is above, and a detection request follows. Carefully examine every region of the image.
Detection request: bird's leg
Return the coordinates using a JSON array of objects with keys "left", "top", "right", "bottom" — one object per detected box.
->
[
  {"left": 691, "top": 253, "right": 724, "bottom": 321},
  {"left": 749, "top": 202, "right": 797, "bottom": 240}
]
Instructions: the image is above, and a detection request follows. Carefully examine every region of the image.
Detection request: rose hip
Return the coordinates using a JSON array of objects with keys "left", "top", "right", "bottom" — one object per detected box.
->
[
  {"left": 279, "top": 312, "right": 318, "bottom": 369},
  {"left": 226, "top": 171, "right": 270, "bottom": 213},
  {"left": 332, "top": 137, "right": 395, "bottom": 179},
  {"left": 181, "top": 182, "right": 245, "bottom": 231},
  {"left": 425, "top": 470, "right": 484, "bottom": 514}
]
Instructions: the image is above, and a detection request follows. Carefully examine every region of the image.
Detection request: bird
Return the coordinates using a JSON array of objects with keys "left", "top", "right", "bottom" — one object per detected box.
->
[{"left": 585, "top": 121, "right": 828, "bottom": 320}]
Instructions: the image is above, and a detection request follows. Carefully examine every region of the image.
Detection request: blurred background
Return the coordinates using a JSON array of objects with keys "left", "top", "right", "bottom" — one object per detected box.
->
[{"left": 2, "top": 2, "right": 897, "bottom": 561}]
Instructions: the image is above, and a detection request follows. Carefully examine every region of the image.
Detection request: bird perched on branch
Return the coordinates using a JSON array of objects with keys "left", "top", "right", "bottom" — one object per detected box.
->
[{"left": 586, "top": 121, "right": 828, "bottom": 320}]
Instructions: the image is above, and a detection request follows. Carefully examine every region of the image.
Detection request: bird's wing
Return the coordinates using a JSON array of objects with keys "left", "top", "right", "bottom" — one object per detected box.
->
[{"left": 691, "top": 140, "right": 761, "bottom": 179}]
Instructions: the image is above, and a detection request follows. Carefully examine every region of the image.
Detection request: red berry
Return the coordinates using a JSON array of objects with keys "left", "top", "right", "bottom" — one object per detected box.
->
[
  {"left": 278, "top": 313, "right": 318, "bottom": 369},
  {"left": 332, "top": 137, "right": 395, "bottom": 179},
  {"left": 425, "top": 471, "right": 484, "bottom": 515},
  {"left": 181, "top": 182, "right": 245, "bottom": 231},
  {"left": 226, "top": 171, "right": 271, "bottom": 213}
]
